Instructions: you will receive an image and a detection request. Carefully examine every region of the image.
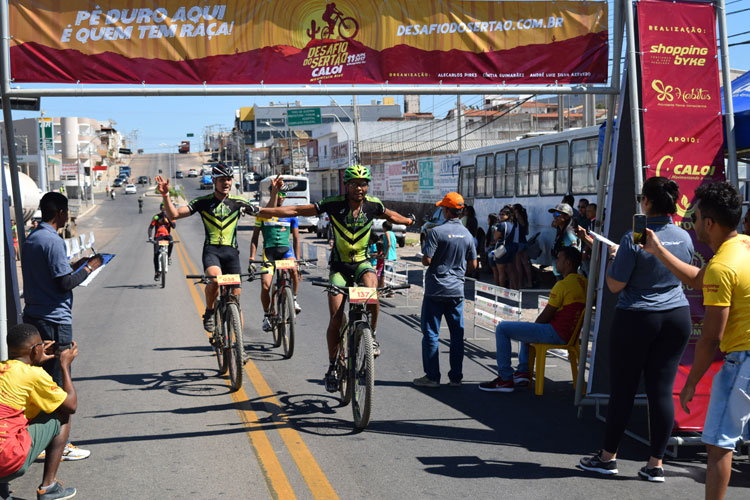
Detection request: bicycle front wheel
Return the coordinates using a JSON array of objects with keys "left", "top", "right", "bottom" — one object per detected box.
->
[
  {"left": 351, "top": 324, "right": 374, "bottom": 430},
  {"left": 337, "top": 314, "right": 351, "bottom": 406},
  {"left": 226, "top": 303, "right": 244, "bottom": 391},
  {"left": 214, "top": 310, "right": 228, "bottom": 375},
  {"left": 338, "top": 17, "right": 359, "bottom": 39},
  {"left": 280, "top": 286, "right": 295, "bottom": 359},
  {"left": 160, "top": 252, "right": 167, "bottom": 288},
  {"left": 271, "top": 286, "right": 282, "bottom": 348}
]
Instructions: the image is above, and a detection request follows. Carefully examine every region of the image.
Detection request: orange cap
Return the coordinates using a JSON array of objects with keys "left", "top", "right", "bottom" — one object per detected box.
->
[{"left": 436, "top": 192, "right": 465, "bottom": 209}]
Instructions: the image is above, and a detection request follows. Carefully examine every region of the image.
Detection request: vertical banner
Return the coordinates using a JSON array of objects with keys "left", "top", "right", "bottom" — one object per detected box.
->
[
  {"left": 385, "top": 161, "right": 403, "bottom": 200},
  {"left": 371, "top": 164, "right": 386, "bottom": 199},
  {"left": 418, "top": 158, "right": 436, "bottom": 203},
  {"left": 637, "top": 0, "right": 725, "bottom": 431},
  {"left": 402, "top": 160, "right": 419, "bottom": 202}
]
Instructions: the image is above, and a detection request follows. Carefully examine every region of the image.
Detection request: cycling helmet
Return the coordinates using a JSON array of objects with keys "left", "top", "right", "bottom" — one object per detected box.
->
[
  {"left": 343, "top": 164, "right": 371, "bottom": 183},
  {"left": 211, "top": 162, "right": 233, "bottom": 178},
  {"left": 268, "top": 184, "right": 287, "bottom": 197}
]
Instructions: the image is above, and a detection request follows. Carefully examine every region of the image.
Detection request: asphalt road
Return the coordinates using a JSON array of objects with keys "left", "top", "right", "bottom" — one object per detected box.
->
[{"left": 11, "top": 153, "right": 750, "bottom": 499}]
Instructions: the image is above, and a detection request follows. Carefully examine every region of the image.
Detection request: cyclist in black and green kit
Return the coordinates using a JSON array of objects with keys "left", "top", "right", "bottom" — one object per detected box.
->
[
  {"left": 251, "top": 165, "right": 415, "bottom": 392},
  {"left": 156, "top": 163, "right": 254, "bottom": 332},
  {"left": 250, "top": 184, "right": 302, "bottom": 332}
]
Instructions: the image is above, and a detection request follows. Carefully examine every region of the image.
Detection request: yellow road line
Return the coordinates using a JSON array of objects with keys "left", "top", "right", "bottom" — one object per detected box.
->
[{"left": 173, "top": 232, "right": 297, "bottom": 500}]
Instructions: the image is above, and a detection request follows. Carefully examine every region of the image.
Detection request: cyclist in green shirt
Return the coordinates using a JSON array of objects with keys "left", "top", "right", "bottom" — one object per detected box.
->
[
  {"left": 250, "top": 185, "right": 302, "bottom": 332},
  {"left": 157, "top": 163, "right": 253, "bottom": 332},
  {"left": 251, "top": 165, "right": 415, "bottom": 392}
]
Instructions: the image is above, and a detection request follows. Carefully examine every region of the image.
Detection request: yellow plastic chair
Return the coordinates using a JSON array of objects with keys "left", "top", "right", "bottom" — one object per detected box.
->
[{"left": 528, "top": 312, "right": 585, "bottom": 396}]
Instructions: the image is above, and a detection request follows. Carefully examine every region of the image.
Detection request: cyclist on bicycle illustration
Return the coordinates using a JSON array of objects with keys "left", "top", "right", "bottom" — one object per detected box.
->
[
  {"left": 322, "top": 2, "right": 338, "bottom": 37},
  {"left": 156, "top": 163, "right": 253, "bottom": 332},
  {"left": 147, "top": 203, "right": 175, "bottom": 281},
  {"left": 250, "top": 164, "right": 415, "bottom": 392},
  {"left": 250, "top": 181, "right": 302, "bottom": 333}
]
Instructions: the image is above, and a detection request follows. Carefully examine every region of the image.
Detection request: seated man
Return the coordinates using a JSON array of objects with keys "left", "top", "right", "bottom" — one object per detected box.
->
[
  {"left": 479, "top": 247, "right": 587, "bottom": 392},
  {"left": 0, "top": 324, "right": 79, "bottom": 500}
]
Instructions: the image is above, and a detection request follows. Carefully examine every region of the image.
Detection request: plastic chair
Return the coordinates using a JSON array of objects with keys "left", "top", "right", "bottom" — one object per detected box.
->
[{"left": 528, "top": 311, "right": 585, "bottom": 396}]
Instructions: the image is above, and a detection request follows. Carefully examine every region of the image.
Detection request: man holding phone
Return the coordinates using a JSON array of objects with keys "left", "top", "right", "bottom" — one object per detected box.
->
[{"left": 20, "top": 192, "right": 101, "bottom": 462}]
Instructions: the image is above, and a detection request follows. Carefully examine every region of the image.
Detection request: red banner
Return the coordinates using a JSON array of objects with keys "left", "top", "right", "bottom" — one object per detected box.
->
[
  {"left": 637, "top": 0, "right": 725, "bottom": 431},
  {"left": 9, "top": 0, "right": 608, "bottom": 85}
]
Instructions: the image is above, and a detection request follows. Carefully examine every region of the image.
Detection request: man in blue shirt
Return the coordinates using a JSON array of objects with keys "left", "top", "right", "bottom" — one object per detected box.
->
[
  {"left": 414, "top": 192, "right": 477, "bottom": 388},
  {"left": 21, "top": 192, "right": 101, "bottom": 461}
]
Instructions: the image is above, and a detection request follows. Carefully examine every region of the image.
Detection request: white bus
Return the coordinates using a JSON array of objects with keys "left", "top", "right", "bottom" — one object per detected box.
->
[
  {"left": 455, "top": 126, "right": 602, "bottom": 266},
  {"left": 259, "top": 175, "right": 318, "bottom": 232}
]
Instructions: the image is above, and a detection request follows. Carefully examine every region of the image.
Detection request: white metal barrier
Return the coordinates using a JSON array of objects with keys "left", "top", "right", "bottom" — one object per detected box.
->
[
  {"left": 382, "top": 260, "right": 413, "bottom": 307},
  {"left": 472, "top": 282, "right": 523, "bottom": 340}
]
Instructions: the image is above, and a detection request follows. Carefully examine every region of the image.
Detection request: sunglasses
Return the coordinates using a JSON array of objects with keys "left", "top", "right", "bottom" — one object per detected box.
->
[{"left": 30, "top": 341, "right": 45, "bottom": 351}]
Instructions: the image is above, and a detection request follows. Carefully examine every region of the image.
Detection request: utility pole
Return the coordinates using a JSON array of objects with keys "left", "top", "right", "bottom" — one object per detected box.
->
[
  {"left": 352, "top": 95, "right": 360, "bottom": 164},
  {"left": 456, "top": 95, "right": 462, "bottom": 154},
  {"left": 286, "top": 103, "right": 293, "bottom": 173}
]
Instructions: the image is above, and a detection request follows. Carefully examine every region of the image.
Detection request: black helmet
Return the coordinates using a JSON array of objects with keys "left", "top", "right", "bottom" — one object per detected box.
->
[{"left": 212, "top": 162, "right": 233, "bottom": 178}]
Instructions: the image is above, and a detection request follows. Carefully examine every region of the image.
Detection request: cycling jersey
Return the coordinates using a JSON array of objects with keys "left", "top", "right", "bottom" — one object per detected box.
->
[
  {"left": 150, "top": 212, "right": 174, "bottom": 234},
  {"left": 255, "top": 216, "right": 298, "bottom": 249},
  {"left": 314, "top": 195, "right": 385, "bottom": 264},
  {"left": 187, "top": 194, "right": 251, "bottom": 248}
]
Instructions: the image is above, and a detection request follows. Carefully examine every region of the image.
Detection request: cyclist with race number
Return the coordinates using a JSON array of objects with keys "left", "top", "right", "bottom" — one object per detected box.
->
[
  {"left": 156, "top": 163, "right": 253, "bottom": 332},
  {"left": 147, "top": 203, "right": 175, "bottom": 281},
  {"left": 250, "top": 165, "right": 416, "bottom": 392},
  {"left": 250, "top": 183, "right": 302, "bottom": 332}
]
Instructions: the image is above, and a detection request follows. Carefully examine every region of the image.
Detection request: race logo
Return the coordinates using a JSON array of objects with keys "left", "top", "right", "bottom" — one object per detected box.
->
[{"left": 306, "top": 2, "right": 359, "bottom": 41}]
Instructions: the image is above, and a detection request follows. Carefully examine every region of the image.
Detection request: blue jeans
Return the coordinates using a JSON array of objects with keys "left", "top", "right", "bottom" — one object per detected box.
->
[
  {"left": 421, "top": 296, "right": 464, "bottom": 383},
  {"left": 495, "top": 321, "right": 564, "bottom": 380},
  {"left": 23, "top": 315, "right": 72, "bottom": 386}
]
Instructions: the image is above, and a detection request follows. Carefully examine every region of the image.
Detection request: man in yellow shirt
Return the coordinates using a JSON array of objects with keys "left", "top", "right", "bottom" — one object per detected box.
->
[
  {"left": 479, "top": 247, "right": 587, "bottom": 392},
  {"left": 0, "top": 324, "right": 79, "bottom": 500},
  {"left": 643, "top": 182, "right": 749, "bottom": 500}
]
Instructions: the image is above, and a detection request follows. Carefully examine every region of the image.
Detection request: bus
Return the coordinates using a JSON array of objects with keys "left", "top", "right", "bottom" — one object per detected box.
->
[
  {"left": 259, "top": 175, "right": 318, "bottom": 232},
  {"left": 455, "top": 126, "right": 601, "bottom": 266}
]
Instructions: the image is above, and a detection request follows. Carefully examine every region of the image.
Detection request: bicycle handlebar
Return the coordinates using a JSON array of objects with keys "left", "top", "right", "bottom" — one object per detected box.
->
[
  {"left": 311, "top": 281, "right": 410, "bottom": 295},
  {"left": 186, "top": 271, "right": 268, "bottom": 283}
]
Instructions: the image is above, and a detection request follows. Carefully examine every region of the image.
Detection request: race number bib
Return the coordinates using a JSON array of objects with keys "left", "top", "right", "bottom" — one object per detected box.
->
[
  {"left": 158, "top": 240, "right": 170, "bottom": 246},
  {"left": 216, "top": 274, "right": 241, "bottom": 285},
  {"left": 349, "top": 287, "right": 378, "bottom": 304},
  {"left": 274, "top": 259, "right": 296, "bottom": 270}
]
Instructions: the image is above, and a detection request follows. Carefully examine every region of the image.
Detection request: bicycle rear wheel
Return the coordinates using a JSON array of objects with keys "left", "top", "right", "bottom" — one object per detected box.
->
[
  {"left": 337, "top": 314, "right": 351, "bottom": 406},
  {"left": 351, "top": 324, "right": 374, "bottom": 429},
  {"left": 280, "top": 286, "right": 295, "bottom": 359},
  {"left": 214, "top": 309, "right": 228, "bottom": 375},
  {"left": 226, "top": 303, "right": 244, "bottom": 391}
]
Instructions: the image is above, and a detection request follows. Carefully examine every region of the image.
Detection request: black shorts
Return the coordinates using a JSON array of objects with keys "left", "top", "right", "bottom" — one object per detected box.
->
[
  {"left": 329, "top": 260, "right": 376, "bottom": 287},
  {"left": 202, "top": 244, "right": 241, "bottom": 277}
]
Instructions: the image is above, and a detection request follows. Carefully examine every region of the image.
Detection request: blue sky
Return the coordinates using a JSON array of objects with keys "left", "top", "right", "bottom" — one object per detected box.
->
[{"left": 10, "top": 0, "right": 750, "bottom": 153}]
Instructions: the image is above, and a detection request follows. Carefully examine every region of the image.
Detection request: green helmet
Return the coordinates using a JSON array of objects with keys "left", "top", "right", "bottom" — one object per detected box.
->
[{"left": 343, "top": 164, "right": 371, "bottom": 183}]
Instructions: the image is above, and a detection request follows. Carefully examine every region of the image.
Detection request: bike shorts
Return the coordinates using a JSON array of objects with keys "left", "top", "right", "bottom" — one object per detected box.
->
[
  {"left": 328, "top": 260, "right": 376, "bottom": 289},
  {"left": 202, "top": 245, "right": 241, "bottom": 288},
  {"left": 261, "top": 246, "right": 296, "bottom": 272}
]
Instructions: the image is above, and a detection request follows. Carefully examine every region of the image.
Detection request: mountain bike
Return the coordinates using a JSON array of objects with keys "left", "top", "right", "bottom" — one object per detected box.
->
[
  {"left": 148, "top": 238, "right": 178, "bottom": 288},
  {"left": 321, "top": 8, "right": 359, "bottom": 40},
  {"left": 250, "top": 258, "right": 316, "bottom": 359},
  {"left": 185, "top": 271, "right": 265, "bottom": 391},
  {"left": 312, "top": 281, "right": 410, "bottom": 430}
]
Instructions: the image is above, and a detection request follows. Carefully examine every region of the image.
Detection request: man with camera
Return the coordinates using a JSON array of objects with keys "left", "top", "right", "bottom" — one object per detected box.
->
[{"left": 21, "top": 192, "right": 101, "bottom": 462}]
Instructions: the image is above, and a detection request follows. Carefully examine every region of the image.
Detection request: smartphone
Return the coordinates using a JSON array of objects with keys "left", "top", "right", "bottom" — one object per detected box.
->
[
  {"left": 633, "top": 214, "right": 647, "bottom": 245},
  {"left": 55, "top": 342, "right": 72, "bottom": 353}
]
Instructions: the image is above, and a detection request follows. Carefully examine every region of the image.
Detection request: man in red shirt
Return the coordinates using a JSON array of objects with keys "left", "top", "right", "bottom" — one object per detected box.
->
[{"left": 148, "top": 204, "right": 176, "bottom": 281}]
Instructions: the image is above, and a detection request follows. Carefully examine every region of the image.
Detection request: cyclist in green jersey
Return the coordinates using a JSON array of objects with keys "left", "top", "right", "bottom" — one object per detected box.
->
[
  {"left": 250, "top": 185, "right": 302, "bottom": 331},
  {"left": 156, "top": 163, "right": 253, "bottom": 332},
  {"left": 252, "top": 165, "right": 415, "bottom": 392}
]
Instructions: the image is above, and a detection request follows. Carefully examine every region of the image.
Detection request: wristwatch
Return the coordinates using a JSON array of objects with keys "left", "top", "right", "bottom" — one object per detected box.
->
[{"left": 85, "top": 264, "right": 93, "bottom": 272}]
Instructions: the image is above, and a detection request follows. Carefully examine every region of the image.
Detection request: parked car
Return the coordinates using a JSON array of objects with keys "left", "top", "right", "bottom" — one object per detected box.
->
[
  {"left": 137, "top": 175, "right": 148, "bottom": 184},
  {"left": 175, "top": 170, "right": 184, "bottom": 179},
  {"left": 112, "top": 178, "right": 125, "bottom": 187},
  {"left": 199, "top": 175, "right": 212, "bottom": 190},
  {"left": 419, "top": 206, "right": 446, "bottom": 245},
  {"left": 372, "top": 219, "right": 406, "bottom": 247},
  {"left": 187, "top": 168, "right": 198, "bottom": 177},
  {"left": 124, "top": 184, "right": 137, "bottom": 194}
]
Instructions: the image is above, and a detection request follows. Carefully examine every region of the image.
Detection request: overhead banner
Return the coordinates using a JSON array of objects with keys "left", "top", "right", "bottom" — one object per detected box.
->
[
  {"left": 9, "top": 0, "right": 608, "bottom": 85},
  {"left": 637, "top": 0, "right": 725, "bottom": 431}
]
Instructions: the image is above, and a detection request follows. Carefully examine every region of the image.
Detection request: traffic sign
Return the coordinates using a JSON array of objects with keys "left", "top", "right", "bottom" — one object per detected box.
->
[
  {"left": 287, "top": 108, "right": 321, "bottom": 126},
  {"left": 187, "top": 133, "right": 194, "bottom": 137}
]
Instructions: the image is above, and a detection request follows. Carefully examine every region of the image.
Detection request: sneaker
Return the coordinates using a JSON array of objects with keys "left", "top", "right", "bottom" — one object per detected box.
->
[
  {"left": 168, "top": 257, "right": 172, "bottom": 265},
  {"left": 478, "top": 376, "right": 514, "bottom": 392},
  {"left": 372, "top": 333, "right": 380, "bottom": 358},
  {"left": 203, "top": 310, "right": 215, "bottom": 332},
  {"left": 324, "top": 370, "right": 339, "bottom": 393},
  {"left": 154, "top": 273, "right": 160, "bottom": 281},
  {"left": 513, "top": 371, "right": 531, "bottom": 387},
  {"left": 638, "top": 465, "right": 665, "bottom": 483},
  {"left": 577, "top": 451, "right": 619, "bottom": 475},
  {"left": 61, "top": 443, "right": 90, "bottom": 461},
  {"left": 448, "top": 380, "right": 462, "bottom": 387},
  {"left": 412, "top": 376, "right": 440, "bottom": 388},
  {"left": 262, "top": 316, "right": 272, "bottom": 332},
  {"left": 294, "top": 299, "right": 301, "bottom": 314},
  {"left": 37, "top": 480, "right": 76, "bottom": 500}
]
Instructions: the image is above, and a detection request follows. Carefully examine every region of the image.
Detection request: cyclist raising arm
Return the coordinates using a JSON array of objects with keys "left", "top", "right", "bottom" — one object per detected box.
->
[
  {"left": 253, "top": 165, "right": 415, "bottom": 392},
  {"left": 250, "top": 183, "right": 302, "bottom": 332},
  {"left": 157, "top": 163, "right": 253, "bottom": 332}
]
